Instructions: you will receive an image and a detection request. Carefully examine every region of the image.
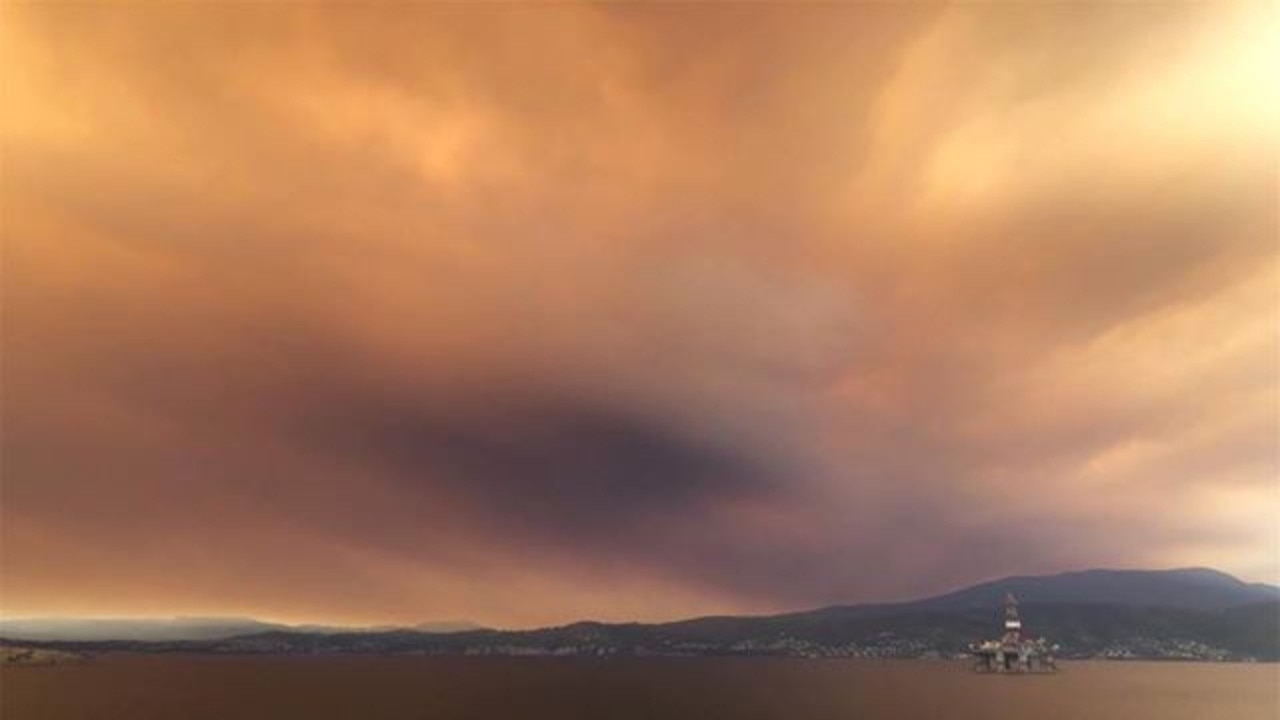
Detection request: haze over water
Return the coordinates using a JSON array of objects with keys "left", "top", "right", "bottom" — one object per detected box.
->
[{"left": 4, "top": 657, "right": 1277, "bottom": 720}]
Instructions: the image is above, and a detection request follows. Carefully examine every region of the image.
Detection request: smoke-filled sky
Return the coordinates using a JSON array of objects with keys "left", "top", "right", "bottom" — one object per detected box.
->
[{"left": 2, "top": 3, "right": 1277, "bottom": 628}]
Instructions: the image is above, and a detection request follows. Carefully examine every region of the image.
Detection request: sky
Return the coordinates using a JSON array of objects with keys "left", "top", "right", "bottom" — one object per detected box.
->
[{"left": 2, "top": 3, "right": 1277, "bottom": 629}]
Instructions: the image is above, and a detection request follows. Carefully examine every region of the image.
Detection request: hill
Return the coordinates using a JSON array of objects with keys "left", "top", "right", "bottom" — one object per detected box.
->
[{"left": 911, "top": 567, "right": 1279, "bottom": 611}]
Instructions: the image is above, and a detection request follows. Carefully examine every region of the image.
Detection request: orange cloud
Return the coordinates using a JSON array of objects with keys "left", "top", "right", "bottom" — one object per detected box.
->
[{"left": 2, "top": 2, "right": 1275, "bottom": 626}]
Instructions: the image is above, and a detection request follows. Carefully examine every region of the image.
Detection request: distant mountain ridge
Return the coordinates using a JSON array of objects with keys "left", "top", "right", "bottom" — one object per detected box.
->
[
  {"left": 910, "top": 568, "right": 1279, "bottom": 612},
  {"left": 5, "top": 568, "right": 1277, "bottom": 661},
  {"left": 0, "top": 617, "right": 283, "bottom": 642},
  {"left": 0, "top": 616, "right": 486, "bottom": 642}
]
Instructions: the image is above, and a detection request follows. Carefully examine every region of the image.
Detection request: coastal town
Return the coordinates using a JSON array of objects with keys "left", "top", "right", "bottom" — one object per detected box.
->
[{"left": 2, "top": 630, "right": 1260, "bottom": 664}]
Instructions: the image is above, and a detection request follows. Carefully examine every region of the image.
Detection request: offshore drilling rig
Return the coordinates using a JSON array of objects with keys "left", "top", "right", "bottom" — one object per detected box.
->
[{"left": 971, "top": 593, "right": 1058, "bottom": 673}]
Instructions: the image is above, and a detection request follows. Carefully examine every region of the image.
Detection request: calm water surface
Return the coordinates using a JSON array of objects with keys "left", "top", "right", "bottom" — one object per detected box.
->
[{"left": 3, "top": 655, "right": 1277, "bottom": 719}]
